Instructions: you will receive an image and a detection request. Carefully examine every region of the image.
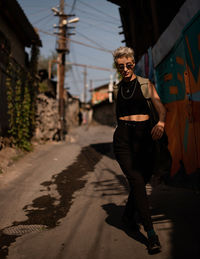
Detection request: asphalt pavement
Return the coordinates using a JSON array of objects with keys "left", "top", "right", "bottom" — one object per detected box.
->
[{"left": 0, "top": 124, "right": 200, "bottom": 259}]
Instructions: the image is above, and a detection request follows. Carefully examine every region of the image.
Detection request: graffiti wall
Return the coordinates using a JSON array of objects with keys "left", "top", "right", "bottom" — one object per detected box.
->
[{"left": 155, "top": 11, "right": 200, "bottom": 176}]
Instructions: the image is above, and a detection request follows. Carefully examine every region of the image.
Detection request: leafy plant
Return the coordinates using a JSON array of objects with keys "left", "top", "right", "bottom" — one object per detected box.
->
[{"left": 6, "top": 45, "right": 39, "bottom": 151}]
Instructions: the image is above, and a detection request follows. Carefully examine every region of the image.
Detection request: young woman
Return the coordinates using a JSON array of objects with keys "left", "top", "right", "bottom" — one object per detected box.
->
[{"left": 113, "top": 46, "right": 166, "bottom": 253}]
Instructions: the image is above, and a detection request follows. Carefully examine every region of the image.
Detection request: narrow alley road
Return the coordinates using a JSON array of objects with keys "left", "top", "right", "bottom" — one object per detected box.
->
[{"left": 0, "top": 125, "right": 200, "bottom": 259}]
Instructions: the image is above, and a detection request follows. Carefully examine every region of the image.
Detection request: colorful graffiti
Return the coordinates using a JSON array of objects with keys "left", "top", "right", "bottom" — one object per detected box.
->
[{"left": 156, "top": 11, "right": 200, "bottom": 176}]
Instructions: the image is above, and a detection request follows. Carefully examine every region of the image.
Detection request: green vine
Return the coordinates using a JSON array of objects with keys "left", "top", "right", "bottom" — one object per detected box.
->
[{"left": 6, "top": 44, "right": 39, "bottom": 151}]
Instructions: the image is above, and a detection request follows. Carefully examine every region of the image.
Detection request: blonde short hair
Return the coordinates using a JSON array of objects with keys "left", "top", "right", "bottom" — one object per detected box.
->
[{"left": 113, "top": 46, "right": 135, "bottom": 64}]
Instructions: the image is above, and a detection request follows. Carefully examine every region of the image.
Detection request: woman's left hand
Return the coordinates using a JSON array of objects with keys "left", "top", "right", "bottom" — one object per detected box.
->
[{"left": 151, "top": 121, "right": 165, "bottom": 140}]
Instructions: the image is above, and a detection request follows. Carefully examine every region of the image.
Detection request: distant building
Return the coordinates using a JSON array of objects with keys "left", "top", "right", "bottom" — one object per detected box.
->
[
  {"left": 91, "top": 83, "right": 116, "bottom": 127},
  {"left": 91, "top": 83, "right": 109, "bottom": 105}
]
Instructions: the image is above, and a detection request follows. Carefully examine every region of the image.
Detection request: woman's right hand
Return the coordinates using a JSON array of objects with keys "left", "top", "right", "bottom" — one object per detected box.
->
[{"left": 151, "top": 121, "right": 165, "bottom": 140}]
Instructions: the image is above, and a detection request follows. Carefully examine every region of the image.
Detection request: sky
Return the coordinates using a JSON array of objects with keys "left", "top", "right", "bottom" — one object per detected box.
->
[{"left": 17, "top": 0, "right": 125, "bottom": 101}]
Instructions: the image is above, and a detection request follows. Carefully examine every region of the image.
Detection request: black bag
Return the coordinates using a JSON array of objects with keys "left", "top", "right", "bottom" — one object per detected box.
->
[{"left": 146, "top": 98, "right": 172, "bottom": 178}]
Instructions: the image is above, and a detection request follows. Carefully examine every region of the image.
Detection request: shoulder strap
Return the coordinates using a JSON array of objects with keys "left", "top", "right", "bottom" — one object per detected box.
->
[
  {"left": 113, "top": 83, "right": 119, "bottom": 100},
  {"left": 113, "top": 76, "right": 151, "bottom": 100},
  {"left": 113, "top": 80, "right": 123, "bottom": 100},
  {"left": 137, "top": 75, "right": 150, "bottom": 99}
]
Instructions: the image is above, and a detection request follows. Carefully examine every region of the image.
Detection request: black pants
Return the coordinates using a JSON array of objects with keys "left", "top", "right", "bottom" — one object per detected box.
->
[{"left": 113, "top": 120, "right": 154, "bottom": 231}]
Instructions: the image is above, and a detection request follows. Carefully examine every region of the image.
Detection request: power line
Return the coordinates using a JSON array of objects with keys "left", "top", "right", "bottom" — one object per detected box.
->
[
  {"left": 65, "top": 3, "right": 119, "bottom": 26},
  {"left": 36, "top": 28, "right": 113, "bottom": 53},
  {"left": 68, "top": 68, "right": 81, "bottom": 93},
  {"left": 69, "top": 0, "right": 77, "bottom": 13},
  {"left": 78, "top": 0, "right": 119, "bottom": 22},
  {"left": 38, "top": 15, "right": 56, "bottom": 29},
  {"left": 75, "top": 17, "right": 120, "bottom": 35},
  {"left": 70, "top": 45, "right": 83, "bottom": 83},
  {"left": 76, "top": 30, "right": 107, "bottom": 49},
  {"left": 66, "top": 62, "right": 114, "bottom": 72},
  {"left": 67, "top": 49, "right": 82, "bottom": 93},
  {"left": 32, "top": 12, "right": 53, "bottom": 25},
  {"left": 92, "top": 78, "right": 110, "bottom": 82},
  {"left": 28, "top": 7, "right": 53, "bottom": 16}
]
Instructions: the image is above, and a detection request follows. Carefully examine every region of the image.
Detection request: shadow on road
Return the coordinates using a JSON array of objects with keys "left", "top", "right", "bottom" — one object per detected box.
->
[
  {"left": 1, "top": 140, "right": 199, "bottom": 258},
  {"left": 92, "top": 142, "right": 200, "bottom": 258},
  {"left": 102, "top": 203, "right": 149, "bottom": 247},
  {"left": 101, "top": 185, "right": 200, "bottom": 259},
  {"left": 90, "top": 142, "right": 115, "bottom": 160},
  {"left": 0, "top": 144, "right": 103, "bottom": 258},
  {"left": 0, "top": 141, "right": 120, "bottom": 258},
  {"left": 89, "top": 142, "right": 200, "bottom": 258},
  {"left": 150, "top": 185, "right": 200, "bottom": 259}
]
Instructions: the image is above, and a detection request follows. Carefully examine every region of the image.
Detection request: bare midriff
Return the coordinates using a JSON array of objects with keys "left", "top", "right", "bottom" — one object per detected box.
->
[{"left": 119, "top": 114, "right": 150, "bottom": 121}]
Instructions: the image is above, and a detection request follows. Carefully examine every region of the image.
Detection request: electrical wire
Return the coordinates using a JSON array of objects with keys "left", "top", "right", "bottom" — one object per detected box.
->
[
  {"left": 68, "top": 67, "right": 81, "bottom": 93},
  {"left": 78, "top": 0, "right": 119, "bottom": 22},
  {"left": 68, "top": 48, "right": 82, "bottom": 93},
  {"left": 78, "top": 16, "right": 119, "bottom": 31},
  {"left": 38, "top": 15, "right": 57, "bottom": 29},
  {"left": 74, "top": 17, "right": 120, "bottom": 35},
  {"left": 69, "top": 44, "right": 83, "bottom": 85},
  {"left": 67, "top": 37, "right": 113, "bottom": 53},
  {"left": 36, "top": 28, "right": 113, "bottom": 53},
  {"left": 32, "top": 12, "right": 53, "bottom": 25},
  {"left": 92, "top": 78, "right": 110, "bottom": 82},
  {"left": 76, "top": 31, "right": 107, "bottom": 49},
  {"left": 28, "top": 7, "right": 53, "bottom": 16},
  {"left": 71, "top": 46, "right": 82, "bottom": 80},
  {"left": 65, "top": 3, "right": 119, "bottom": 26},
  {"left": 69, "top": 0, "right": 77, "bottom": 14}
]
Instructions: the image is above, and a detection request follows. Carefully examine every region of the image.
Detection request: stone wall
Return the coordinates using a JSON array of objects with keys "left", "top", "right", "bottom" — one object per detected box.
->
[
  {"left": 35, "top": 93, "right": 81, "bottom": 141},
  {"left": 35, "top": 94, "right": 60, "bottom": 141},
  {"left": 65, "top": 96, "right": 80, "bottom": 132}
]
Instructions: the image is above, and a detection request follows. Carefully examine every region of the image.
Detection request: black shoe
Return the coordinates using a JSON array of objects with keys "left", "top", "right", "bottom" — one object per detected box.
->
[
  {"left": 147, "top": 234, "right": 161, "bottom": 254},
  {"left": 121, "top": 215, "right": 140, "bottom": 232}
]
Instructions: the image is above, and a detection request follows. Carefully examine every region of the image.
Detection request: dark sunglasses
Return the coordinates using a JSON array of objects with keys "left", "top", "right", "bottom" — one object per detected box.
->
[{"left": 117, "top": 63, "right": 134, "bottom": 71}]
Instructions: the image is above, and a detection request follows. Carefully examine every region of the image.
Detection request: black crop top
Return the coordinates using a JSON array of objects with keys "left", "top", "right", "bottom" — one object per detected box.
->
[{"left": 116, "top": 78, "right": 150, "bottom": 118}]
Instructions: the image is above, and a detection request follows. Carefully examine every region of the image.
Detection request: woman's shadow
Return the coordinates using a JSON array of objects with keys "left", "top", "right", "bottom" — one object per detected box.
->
[{"left": 102, "top": 203, "right": 149, "bottom": 247}]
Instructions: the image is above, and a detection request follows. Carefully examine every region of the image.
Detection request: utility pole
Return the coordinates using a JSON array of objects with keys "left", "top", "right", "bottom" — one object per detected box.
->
[
  {"left": 64, "top": 62, "right": 114, "bottom": 104},
  {"left": 83, "top": 67, "right": 87, "bottom": 104},
  {"left": 89, "top": 79, "right": 93, "bottom": 102},
  {"left": 52, "top": 1, "right": 79, "bottom": 140},
  {"left": 108, "top": 74, "right": 113, "bottom": 103},
  {"left": 57, "top": 0, "right": 67, "bottom": 140}
]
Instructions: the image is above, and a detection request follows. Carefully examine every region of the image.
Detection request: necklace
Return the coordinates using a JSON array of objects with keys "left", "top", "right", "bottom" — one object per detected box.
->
[{"left": 120, "top": 78, "right": 138, "bottom": 100}]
